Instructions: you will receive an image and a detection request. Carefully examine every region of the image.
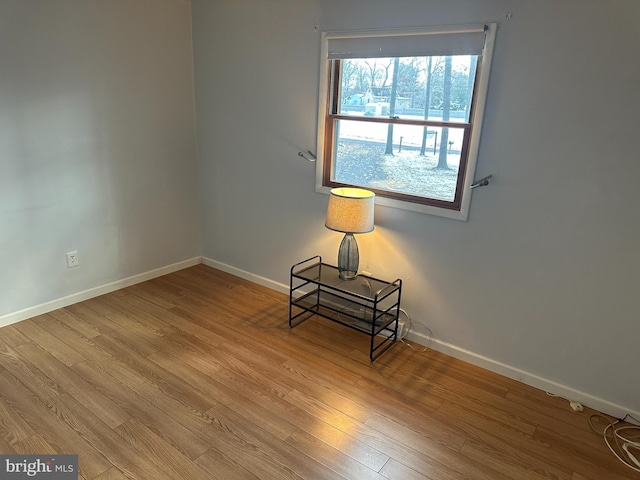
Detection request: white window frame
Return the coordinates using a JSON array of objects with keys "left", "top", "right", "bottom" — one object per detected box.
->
[{"left": 315, "top": 24, "right": 497, "bottom": 221}]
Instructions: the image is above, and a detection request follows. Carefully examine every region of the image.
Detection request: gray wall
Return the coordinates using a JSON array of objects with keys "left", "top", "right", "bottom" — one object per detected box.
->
[
  {"left": 0, "top": 0, "right": 200, "bottom": 317},
  {"left": 193, "top": 0, "right": 640, "bottom": 415}
]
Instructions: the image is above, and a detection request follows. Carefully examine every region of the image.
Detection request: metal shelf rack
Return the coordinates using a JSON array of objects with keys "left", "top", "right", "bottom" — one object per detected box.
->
[{"left": 289, "top": 256, "right": 402, "bottom": 361}]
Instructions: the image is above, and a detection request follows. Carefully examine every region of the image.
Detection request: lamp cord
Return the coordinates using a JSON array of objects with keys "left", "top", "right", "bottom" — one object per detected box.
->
[
  {"left": 397, "top": 308, "right": 429, "bottom": 352},
  {"left": 589, "top": 414, "right": 640, "bottom": 472}
]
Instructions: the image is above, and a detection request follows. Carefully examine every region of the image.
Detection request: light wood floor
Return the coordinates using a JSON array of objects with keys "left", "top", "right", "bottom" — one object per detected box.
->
[{"left": 0, "top": 265, "right": 637, "bottom": 479}]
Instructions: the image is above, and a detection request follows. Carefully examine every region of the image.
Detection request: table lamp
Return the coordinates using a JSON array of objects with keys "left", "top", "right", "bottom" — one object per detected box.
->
[{"left": 325, "top": 187, "right": 375, "bottom": 280}]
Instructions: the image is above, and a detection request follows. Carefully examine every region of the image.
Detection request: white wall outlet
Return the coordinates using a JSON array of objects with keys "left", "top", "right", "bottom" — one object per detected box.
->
[{"left": 66, "top": 251, "right": 79, "bottom": 268}]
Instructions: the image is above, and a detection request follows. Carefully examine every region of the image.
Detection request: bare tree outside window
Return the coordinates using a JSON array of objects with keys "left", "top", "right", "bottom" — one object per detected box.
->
[
  {"left": 385, "top": 57, "right": 400, "bottom": 155},
  {"left": 437, "top": 56, "right": 453, "bottom": 170}
]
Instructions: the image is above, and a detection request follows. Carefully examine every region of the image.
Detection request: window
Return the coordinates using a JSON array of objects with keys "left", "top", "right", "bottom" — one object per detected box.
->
[{"left": 315, "top": 25, "right": 497, "bottom": 220}]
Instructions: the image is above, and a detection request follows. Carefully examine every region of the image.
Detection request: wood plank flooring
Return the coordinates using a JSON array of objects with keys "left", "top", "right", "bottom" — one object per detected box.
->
[{"left": 0, "top": 265, "right": 637, "bottom": 479}]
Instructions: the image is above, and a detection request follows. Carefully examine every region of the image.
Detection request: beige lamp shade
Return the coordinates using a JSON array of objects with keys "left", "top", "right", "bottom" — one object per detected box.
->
[{"left": 325, "top": 187, "right": 375, "bottom": 234}]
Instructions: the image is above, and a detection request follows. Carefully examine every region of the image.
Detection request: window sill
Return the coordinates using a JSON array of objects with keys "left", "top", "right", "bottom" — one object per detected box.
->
[{"left": 315, "top": 184, "right": 471, "bottom": 221}]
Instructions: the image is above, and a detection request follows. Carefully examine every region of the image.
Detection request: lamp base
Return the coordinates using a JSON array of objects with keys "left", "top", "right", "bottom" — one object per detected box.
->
[
  {"left": 337, "top": 233, "right": 359, "bottom": 280},
  {"left": 339, "top": 271, "right": 358, "bottom": 280}
]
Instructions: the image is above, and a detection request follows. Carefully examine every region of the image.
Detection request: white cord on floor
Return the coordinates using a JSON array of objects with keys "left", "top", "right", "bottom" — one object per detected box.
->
[
  {"left": 545, "top": 391, "right": 583, "bottom": 412},
  {"left": 590, "top": 414, "right": 640, "bottom": 473},
  {"left": 397, "top": 308, "right": 428, "bottom": 352}
]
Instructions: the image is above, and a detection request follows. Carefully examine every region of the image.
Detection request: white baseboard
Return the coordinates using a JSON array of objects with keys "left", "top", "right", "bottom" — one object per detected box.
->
[
  {"left": 405, "top": 330, "right": 640, "bottom": 425},
  {"left": 0, "top": 257, "right": 202, "bottom": 329},
  {"left": 201, "top": 257, "right": 290, "bottom": 295}
]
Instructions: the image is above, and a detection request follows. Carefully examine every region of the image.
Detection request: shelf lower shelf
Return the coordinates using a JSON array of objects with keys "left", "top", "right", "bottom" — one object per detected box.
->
[{"left": 291, "top": 289, "right": 398, "bottom": 335}]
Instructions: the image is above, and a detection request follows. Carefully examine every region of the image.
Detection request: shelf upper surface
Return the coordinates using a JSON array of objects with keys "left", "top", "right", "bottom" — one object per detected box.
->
[{"left": 292, "top": 261, "right": 400, "bottom": 300}]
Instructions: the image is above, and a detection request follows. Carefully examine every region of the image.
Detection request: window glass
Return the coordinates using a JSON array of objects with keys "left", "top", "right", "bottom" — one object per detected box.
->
[
  {"left": 338, "top": 56, "right": 478, "bottom": 124},
  {"left": 333, "top": 119, "right": 467, "bottom": 202}
]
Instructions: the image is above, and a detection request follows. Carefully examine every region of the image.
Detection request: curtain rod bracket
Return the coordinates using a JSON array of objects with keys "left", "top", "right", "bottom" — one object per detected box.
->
[
  {"left": 471, "top": 174, "right": 493, "bottom": 189},
  {"left": 298, "top": 150, "right": 316, "bottom": 162}
]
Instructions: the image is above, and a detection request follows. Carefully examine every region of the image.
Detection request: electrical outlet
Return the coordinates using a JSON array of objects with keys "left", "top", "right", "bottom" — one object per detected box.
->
[{"left": 66, "top": 251, "right": 79, "bottom": 268}]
